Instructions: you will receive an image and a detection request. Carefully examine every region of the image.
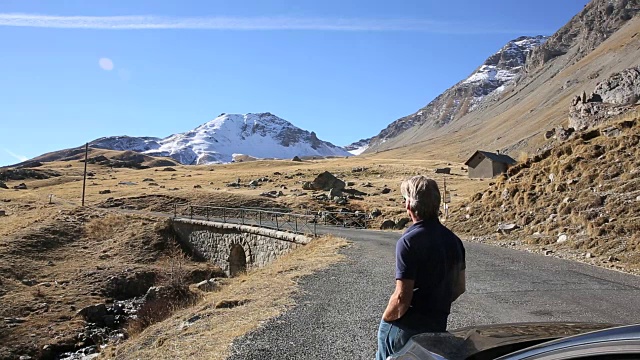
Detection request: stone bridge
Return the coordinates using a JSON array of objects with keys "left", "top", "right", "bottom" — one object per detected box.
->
[{"left": 171, "top": 218, "right": 311, "bottom": 277}]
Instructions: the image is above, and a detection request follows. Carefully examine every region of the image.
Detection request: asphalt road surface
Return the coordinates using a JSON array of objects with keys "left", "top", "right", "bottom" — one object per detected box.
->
[{"left": 227, "top": 226, "right": 640, "bottom": 360}]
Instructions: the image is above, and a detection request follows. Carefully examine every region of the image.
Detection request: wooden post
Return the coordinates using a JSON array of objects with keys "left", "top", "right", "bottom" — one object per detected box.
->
[{"left": 81, "top": 143, "right": 88, "bottom": 206}]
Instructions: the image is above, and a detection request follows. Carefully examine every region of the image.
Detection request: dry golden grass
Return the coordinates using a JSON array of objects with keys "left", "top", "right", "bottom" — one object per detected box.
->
[
  {"left": 450, "top": 111, "right": 640, "bottom": 274},
  {"left": 0, "top": 151, "right": 486, "bottom": 230},
  {"left": 103, "top": 235, "right": 349, "bottom": 360}
]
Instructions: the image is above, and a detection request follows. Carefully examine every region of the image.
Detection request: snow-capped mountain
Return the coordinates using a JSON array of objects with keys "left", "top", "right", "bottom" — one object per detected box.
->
[
  {"left": 365, "top": 35, "right": 547, "bottom": 152},
  {"left": 344, "top": 138, "right": 371, "bottom": 155},
  {"left": 90, "top": 136, "right": 162, "bottom": 152},
  {"left": 90, "top": 113, "right": 351, "bottom": 165}
]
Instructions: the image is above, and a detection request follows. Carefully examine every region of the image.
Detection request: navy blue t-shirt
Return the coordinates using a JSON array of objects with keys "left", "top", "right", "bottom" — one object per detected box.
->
[{"left": 394, "top": 219, "right": 465, "bottom": 332}]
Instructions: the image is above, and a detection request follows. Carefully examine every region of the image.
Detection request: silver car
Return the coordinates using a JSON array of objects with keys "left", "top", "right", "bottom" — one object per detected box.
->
[{"left": 389, "top": 322, "right": 640, "bottom": 360}]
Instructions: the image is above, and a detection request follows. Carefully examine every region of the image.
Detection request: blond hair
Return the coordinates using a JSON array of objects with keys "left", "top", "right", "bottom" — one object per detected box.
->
[{"left": 400, "top": 176, "right": 441, "bottom": 220}]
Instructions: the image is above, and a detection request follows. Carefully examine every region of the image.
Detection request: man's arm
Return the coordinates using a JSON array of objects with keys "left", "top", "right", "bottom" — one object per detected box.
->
[
  {"left": 382, "top": 279, "right": 415, "bottom": 322},
  {"left": 451, "top": 269, "right": 466, "bottom": 302}
]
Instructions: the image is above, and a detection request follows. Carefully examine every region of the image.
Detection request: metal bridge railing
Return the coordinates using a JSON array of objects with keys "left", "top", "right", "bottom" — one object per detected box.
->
[
  {"left": 172, "top": 205, "right": 369, "bottom": 236},
  {"left": 175, "top": 205, "right": 318, "bottom": 236}
]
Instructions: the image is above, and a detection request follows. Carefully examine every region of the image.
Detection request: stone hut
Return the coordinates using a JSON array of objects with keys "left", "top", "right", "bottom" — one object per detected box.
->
[{"left": 465, "top": 150, "right": 516, "bottom": 179}]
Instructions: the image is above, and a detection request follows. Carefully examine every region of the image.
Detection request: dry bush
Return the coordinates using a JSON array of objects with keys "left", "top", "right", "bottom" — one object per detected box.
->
[
  {"left": 159, "top": 240, "right": 190, "bottom": 289},
  {"left": 517, "top": 151, "right": 529, "bottom": 163},
  {"left": 85, "top": 213, "right": 130, "bottom": 241}
]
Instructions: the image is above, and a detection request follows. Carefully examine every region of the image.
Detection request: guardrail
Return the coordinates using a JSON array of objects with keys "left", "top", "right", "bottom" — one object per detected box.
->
[
  {"left": 172, "top": 205, "right": 369, "bottom": 236},
  {"left": 309, "top": 210, "right": 368, "bottom": 229},
  {"left": 175, "top": 205, "right": 318, "bottom": 236}
]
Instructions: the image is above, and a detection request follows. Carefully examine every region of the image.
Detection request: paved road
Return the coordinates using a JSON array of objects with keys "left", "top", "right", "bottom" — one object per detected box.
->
[{"left": 227, "top": 226, "right": 640, "bottom": 360}]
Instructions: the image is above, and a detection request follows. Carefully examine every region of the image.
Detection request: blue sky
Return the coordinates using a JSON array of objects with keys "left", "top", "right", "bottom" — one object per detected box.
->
[{"left": 0, "top": 0, "right": 589, "bottom": 166}]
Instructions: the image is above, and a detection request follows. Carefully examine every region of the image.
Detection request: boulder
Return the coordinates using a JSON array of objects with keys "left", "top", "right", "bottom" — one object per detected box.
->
[
  {"left": 162, "top": 167, "right": 177, "bottom": 172},
  {"left": 370, "top": 209, "right": 382, "bottom": 218},
  {"left": 593, "top": 66, "right": 640, "bottom": 105},
  {"left": 0, "top": 210, "right": 5, "bottom": 217},
  {"left": 311, "top": 171, "right": 345, "bottom": 191},
  {"left": 381, "top": 188, "right": 391, "bottom": 194},
  {"left": 302, "top": 182, "right": 314, "bottom": 190},
  {"left": 544, "top": 129, "right": 556, "bottom": 139},
  {"left": 195, "top": 279, "right": 217, "bottom": 292},
  {"left": 76, "top": 303, "right": 108, "bottom": 324},
  {"left": 395, "top": 218, "right": 411, "bottom": 229},
  {"left": 497, "top": 223, "right": 518, "bottom": 234},
  {"left": 329, "top": 188, "right": 342, "bottom": 198},
  {"left": 380, "top": 219, "right": 396, "bottom": 230},
  {"left": 99, "top": 190, "right": 111, "bottom": 194},
  {"left": 249, "top": 180, "right": 259, "bottom": 187},
  {"left": 13, "top": 183, "right": 27, "bottom": 190},
  {"left": 292, "top": 156, "right": 302, "bottom": 162},
  {"left": 434, "top": 167, "right": 451, "bottom": 174},
  {"left": 0, "top": 181, "right": 8, "bottom": 189}
]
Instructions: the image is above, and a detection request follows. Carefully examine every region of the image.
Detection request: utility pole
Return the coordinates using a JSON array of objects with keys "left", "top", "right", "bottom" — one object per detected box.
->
[{"left": 82, "top": 143, "right": 88, "bottom": 206}]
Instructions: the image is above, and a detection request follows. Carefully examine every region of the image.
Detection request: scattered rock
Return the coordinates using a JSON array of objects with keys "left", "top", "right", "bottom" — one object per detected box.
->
[
  {"left": 142, "top": 178, "right": 155, "bottom": 182},
  {"left": 352, "top": 167, "right": 367, "bottom": 173},
  {"left": 395, "top": 218, "right": 411, "bottom": 229},
  {"left": 0, "top": 180, "right": 7, "bottom": 189},
  {"left": 249, "top": 180, "right": 259, "bottom": 187},
  {"left": 76, "top": 304, "right": 108, "bottom": 324},
  {"left": 0, "top": 210, "right": 5, "bottom": 216},
  {"left": 380, "top": 219, "right": 396, "bottom": 230},
  {"left": 311, "top": 171, "right": 345, "bottom": 191},
  {"left": 497, "top": 223, "right": 518, "bottom": 234},
  {"left": 585, "top": 252, "right": 593, "bottom": 259},
  {"left": 370, "top": 209, "right": 382, "bottom": 218},
  {"left": 602, "top": 126, "right": 621, "bottom": 137},
  {"left": 273, "top": 172, "right": 282, "bottom": 175},
  {"left": 557, "top": 234, "right": 568, "bottom": 243},
  {"left": 334, "top": 197, "right": 347, "bottom": 205},
  {"left": 162, "top": 167, "right": 177, "bottom": 172},
  {"left": 544, "top": 129, "right": 556, "bottom": 139},
  {"left": 434, "top": 167, "right": 451, "bottom": 174},
  {"left": 291, "top": 156, "right": 302, "bottom": 162},
  {"left": 118, "top": 181, "right": 137, "bottom": 186},
  {"left": 381, "top": 188, "right": 391, "bottom": 194},
  {"left": 193, "top": 185, "right": 202, "bottom": 189},
  {"left": 99, "top": 190, "right": 111, "bottom": 194},
  {"left": 195, "top": 279, "right": 217, "bottom": 292},
  {"left": 346, "top": 181, "right": 356, "bottom": 187},
  {"left": 13, "top": 183, "right": 27, "bottom": 190},
  {"left": 329, "top": 188, "right": 342, "bottom": 198}
]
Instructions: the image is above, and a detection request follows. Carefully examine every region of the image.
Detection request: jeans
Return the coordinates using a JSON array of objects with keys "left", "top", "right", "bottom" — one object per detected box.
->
[{"left": 376, "top": 319, "right": 419, "bottom": 360}]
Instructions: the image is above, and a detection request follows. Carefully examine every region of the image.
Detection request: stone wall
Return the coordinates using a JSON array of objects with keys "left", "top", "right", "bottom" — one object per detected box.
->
[{"left": 171, "top": 219, "right": 311, "bottom": 276}]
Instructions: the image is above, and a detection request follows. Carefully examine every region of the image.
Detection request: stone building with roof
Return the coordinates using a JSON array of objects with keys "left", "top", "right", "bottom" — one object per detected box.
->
[{"left": 464, "top": 150, "right": 517, "bottom": 179}]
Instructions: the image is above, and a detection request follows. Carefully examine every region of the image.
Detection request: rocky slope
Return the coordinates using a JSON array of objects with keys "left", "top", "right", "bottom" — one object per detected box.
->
[
  {"left": 449, "top": 109, "right": 640, "bottom": 273},
  {"left": 366, "top": 35, "right": 547, "bottom": 150},
  {"left": 364, "top": 0, "right": 640, "bottom": 161},
  {"left": 84, "top": 113, "right": 351, "bottom": 165}
]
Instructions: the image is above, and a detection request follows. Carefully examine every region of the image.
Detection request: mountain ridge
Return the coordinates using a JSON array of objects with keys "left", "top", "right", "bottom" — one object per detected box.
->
[
  {"left": 89, "top": 112, "right": 350, "bottom": 165},
  {"left": 363, "top": 0, "right": 640, "bottom": 159}
]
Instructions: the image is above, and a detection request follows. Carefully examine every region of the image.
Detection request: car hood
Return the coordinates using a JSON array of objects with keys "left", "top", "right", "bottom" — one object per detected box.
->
[{"left": 406, "top": 322, "right": 617, "bottom": 360}]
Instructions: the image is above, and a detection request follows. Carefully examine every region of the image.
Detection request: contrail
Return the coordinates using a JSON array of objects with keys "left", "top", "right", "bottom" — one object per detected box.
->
[
  {"left": 0, "top": 13, "right": 550, "bottom": 34},
  {"left": 4, "top": 149, "right": 28, "bottom": 162}
]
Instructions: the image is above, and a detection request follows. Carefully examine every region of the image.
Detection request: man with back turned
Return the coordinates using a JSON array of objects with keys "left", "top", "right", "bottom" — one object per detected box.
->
[{"left": 376, "top": 175, "right": 466, "bottom": 360}]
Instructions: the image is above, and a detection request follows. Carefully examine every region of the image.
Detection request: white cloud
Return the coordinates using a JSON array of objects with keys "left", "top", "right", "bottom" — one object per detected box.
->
[
  {"left": 99, "top": 57, "right": 114, "bottom": 71},
  {"left": 4, "top": 149, "right": 28, "bottom": 162},
  {"left": 0, "top": 13, "right": 550, "bottom": 34}
]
